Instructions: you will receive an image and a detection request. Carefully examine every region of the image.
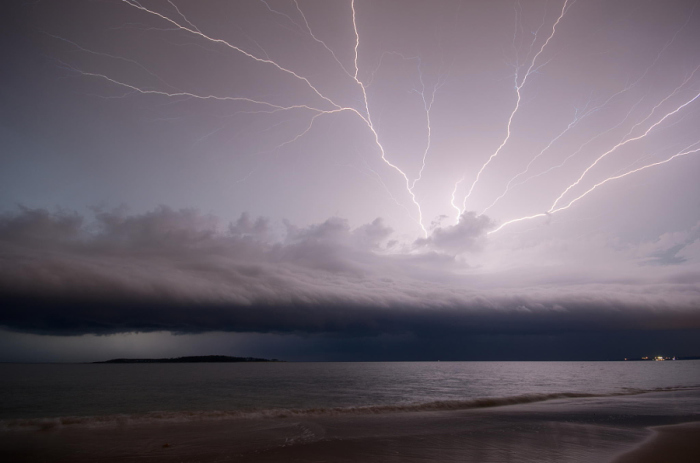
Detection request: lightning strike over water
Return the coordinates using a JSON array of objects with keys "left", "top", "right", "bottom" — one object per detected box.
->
[{"left": 9, "top": 0, "right": 700, "bottom": 411}]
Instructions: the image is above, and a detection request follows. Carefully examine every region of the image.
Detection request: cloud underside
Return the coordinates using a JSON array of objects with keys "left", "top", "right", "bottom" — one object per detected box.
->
[{"left": 1, "top": 206, "right": 699, "bottom": 337}]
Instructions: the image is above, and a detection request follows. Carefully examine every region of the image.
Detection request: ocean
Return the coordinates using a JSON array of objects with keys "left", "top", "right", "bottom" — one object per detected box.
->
[
  {"left": 2, "top": 361, "right": 700, "bottom": 462},
  {"left": 2, "top": 360, "right": 699, "bottom": 425}
]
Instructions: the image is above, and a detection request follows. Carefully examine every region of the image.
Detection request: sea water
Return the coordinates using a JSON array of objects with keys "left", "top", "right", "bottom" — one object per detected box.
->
[{"left": 1, "top": 361, "right": 699, "bottom": 428}]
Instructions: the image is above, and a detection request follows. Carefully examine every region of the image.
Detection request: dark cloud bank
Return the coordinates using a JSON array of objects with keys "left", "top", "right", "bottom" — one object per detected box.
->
[{"left": 1, "top": 206, "right": 700, "bottom": 360}]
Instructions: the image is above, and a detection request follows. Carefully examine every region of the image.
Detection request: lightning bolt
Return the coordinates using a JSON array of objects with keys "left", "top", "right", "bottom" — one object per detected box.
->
[
  {"left": 454, "top": 0, "right": 574, "bottom": 220},
  {"left": 450, "top": 176, "right": 465, "bottom": 218},
  {"left": 348, "top": 0, "right": 429, "bottom": 237},
  {"left": 550, "top": 85, "right": 700, "bottom": 212},
  {"left": 410, "top": 60, "right": 444, "bottom": 190},
  {"left": 616, "top": 65, "right": 700, "bottom": 146},
  {"left": 293, "top": 0, "right": 353, "bottom": 78},
  {"left": 481, "top": 102, "right": 589, "bottom": 215},
  {"left": 468, "top": 11, "right": 696, "bottom": 214},
  {"left": 51, "top": 0, "right": 698, "bottom": 243},
  {"left": 59, "top": 60, "right": 329, "bottom": 113},
  {"left": 480, "top": 73, "right": 660, "bottom": 215},
  {"left": 290, "top": 2, "right": 437, "bottom": 237},
  {"left": 120, "top": 0, "right": 434, "bottom": 236},
  {"left": 265, "top": 108, "right": 353, "bottom": 152},
  {"left": 488, "top": 83, "right": 700, "bottom": 235},
  {"left": 352, "top": 1, "right": 361, "bottom": 81},
  {"left": 258, "top": 0, "right": 307, "bottom": 33},
  {"left": 554, "top": 143, "right": 700, "bottom": 214},
  {"left": 489, "top": 143, "right": 700, "bottom": 234},
  {"left": 166, "top": 0, "right": 203, "bottom": 34},
  {"left": 53, "top": 0, "right": 436, "bottom": 236},
  {"left": 505, "top": 96, "right": 645, "bottom": 194},
  {"left": 120, "top": 0, "right": 341, "bottom": 110}
]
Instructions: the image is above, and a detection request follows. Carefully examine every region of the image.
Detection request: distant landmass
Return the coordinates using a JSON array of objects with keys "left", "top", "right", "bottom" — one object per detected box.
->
[{"left": 93, "top": 355, "right": 282, "bottom": 364}]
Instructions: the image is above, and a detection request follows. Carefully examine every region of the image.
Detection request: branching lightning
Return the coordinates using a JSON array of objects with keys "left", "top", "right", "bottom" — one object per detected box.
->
[
  {"left": 549, "top": 86, "right": 700, "bottom": 212},
  {"left": 347, "top": 0, "right": 430, "bottom": 237},
  {"left": 489, "top": 142, "right": 700, "bottom": 234},
  {"left": 292, "top": 0, "right": 353, "bottom": 78},
  {"left": 120, "top": 0, "right": 341, "bottom": 110},
  {"left": 410, "top": 61, "right": 444, "bottom": 190},
  {"left": 60, "top": 62, "right": 327, "bottom": 112},
  {"left": 504, "top": 96, "right": 645, "bottom": 194},
  {"left": 69, "top": 0, "right": 438, "bottom": 237},
  {"left": 454, "top": 0, "right": 574, "bottom": 220},
  {"left": 488, "top": 82, "right": 700, "bottom": 234},
  {"left": 552, "top": 143, "right": 700, "bottom": 214},
  {"left": 481, "top": 102, "right": 588, "bottom": 215},
  {"left": 481, "top": 18, "right": 698, "bottom": 216},
  {"left": 53, "top": 0, "right": 700, "bottom": 243}
]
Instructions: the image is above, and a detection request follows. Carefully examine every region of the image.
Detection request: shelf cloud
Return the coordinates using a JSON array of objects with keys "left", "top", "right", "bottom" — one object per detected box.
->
[{"left": 2, "top": 207, "right": 699, "bottom": 343}]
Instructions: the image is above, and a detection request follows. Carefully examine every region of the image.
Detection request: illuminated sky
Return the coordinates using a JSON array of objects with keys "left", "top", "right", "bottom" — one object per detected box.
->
[{"left": 1, "top": 0, "right": 700, "bottom": 361}]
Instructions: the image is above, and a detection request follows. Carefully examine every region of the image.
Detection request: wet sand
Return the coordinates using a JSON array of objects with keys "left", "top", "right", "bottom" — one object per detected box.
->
[
  {"left": 2, "top": 389, "right": 699, "bottom": 462},
  {"left": 612, "top": 421, "right": 700, "bottom": 463}
]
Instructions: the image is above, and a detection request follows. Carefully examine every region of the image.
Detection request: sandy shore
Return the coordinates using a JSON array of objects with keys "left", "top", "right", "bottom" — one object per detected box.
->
[
  {"left": 612, "top": 421, "right": 700, "bottom": 463},
  {"left": 2, "top": 389, "right": 699, "bottom": 462}
]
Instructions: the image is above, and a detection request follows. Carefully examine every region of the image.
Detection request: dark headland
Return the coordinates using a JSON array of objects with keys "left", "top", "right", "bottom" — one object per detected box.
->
[{"left": 93, "top": 355, "right": 282, "bottom": 364}]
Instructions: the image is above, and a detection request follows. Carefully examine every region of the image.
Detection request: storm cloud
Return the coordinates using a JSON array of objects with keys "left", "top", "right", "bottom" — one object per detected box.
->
[
  {"left": 2, "top": 206, "right": 699, "bottom": 343},
  {"left": 3, "top": 0, "right": 700, "bottom": 360}
]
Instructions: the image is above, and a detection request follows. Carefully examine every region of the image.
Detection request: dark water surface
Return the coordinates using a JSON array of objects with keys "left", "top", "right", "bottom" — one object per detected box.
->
[
  {"left": 2, "top": 361, "right": 700, "bottom": 462},
  {"left": 1, "top": 360, "right": 699, "bottom": 423}
]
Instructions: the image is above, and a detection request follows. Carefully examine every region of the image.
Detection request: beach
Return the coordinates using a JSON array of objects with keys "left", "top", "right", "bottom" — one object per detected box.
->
[
  {"left": 2, "top": 388, "right": 699, "bottom": 462},
  {"left": 612, "top": 421, "right": 700, "bottom": 463}
]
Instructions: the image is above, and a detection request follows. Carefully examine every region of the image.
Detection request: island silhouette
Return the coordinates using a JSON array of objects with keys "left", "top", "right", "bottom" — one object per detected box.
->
[{"left": 93, "top": 355, "right": 282, "bottom": 363}]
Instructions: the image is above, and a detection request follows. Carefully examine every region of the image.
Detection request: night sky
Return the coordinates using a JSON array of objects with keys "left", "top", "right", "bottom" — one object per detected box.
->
[{"left": 2, "top": 0, "right": 700, "bottom": 362}]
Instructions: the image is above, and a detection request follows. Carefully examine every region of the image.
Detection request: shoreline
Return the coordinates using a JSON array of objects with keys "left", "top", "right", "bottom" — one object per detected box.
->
[
  {"left": 2, "top": 385, "right": 698, "bottom": 432},
  {"left": 611, "top": 421, "right": 700, "bottom": 463},
  {"left": 1, "top": 389, "right": 699, "bottom": 462}
]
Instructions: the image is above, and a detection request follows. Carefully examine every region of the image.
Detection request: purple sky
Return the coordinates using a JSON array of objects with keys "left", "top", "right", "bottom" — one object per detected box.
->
[{"left": 1, "top": 0, "right": 700, "bottom": 361}]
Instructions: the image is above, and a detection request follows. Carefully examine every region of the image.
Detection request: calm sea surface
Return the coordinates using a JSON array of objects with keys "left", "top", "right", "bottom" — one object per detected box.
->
[{"left": 1, "top": 361, "right": 699, "bottom": 422}]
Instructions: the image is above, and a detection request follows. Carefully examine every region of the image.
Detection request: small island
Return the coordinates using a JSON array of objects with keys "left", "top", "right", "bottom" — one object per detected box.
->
[{"left": 93, "top": 355, "right": 282, "bottom": 364}]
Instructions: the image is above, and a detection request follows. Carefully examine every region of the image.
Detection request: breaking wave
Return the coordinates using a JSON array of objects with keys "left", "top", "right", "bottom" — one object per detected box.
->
[{"left": 2, "top": 385, "right": 697, "bottom": 432}]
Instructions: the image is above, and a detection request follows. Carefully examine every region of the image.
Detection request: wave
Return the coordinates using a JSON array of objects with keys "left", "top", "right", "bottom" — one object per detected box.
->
[{"left": 2, "top": 385, "right": 697, "bottom": 432}]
